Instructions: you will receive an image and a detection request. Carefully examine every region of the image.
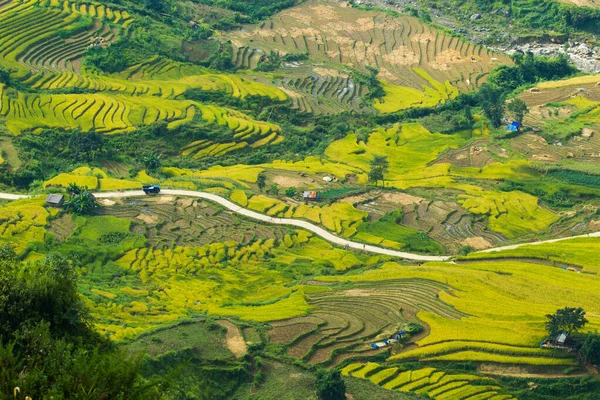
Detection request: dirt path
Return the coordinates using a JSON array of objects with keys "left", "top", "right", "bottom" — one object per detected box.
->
[
  {"left": 1, "top": 189, "right": 598, "bottom": 261},
  {"left": 216, "top": 320, "right": 247, "bottom": 358}
]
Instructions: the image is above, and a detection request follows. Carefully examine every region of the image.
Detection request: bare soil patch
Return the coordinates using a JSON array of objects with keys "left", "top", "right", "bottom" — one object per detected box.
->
[
  {"left": 380, "top": 192, "right": 423, "bottom": 206},
  {"left": 462, "top": 236, "right": 493, "bottom": 250},
  {"left": 271, "top": 173, "right": 321, "bottom": 188},
  {"left": 136, "top": 213, "right": 161, "bottom": 224},
  {"left": 216, "top": 320, "right": 247, "bottom": 358},
  {"left": 342, "top": 289, "right": 375, "bottom": 297},
  {"left": 478, "top": 363, "right": 586, "bottom": 378}
]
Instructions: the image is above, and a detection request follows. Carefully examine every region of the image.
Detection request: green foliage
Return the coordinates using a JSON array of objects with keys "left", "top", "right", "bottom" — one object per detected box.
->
[
  {"left": 488, "top": 53, "right": 576, "bottom": 92},
  {"left": 418, "top": 106, "right": 474, "bottom": 134},
  {"left": 142, "top": 151, "right": 162, "bottom": 172},
  {"left": 67, "top": 130, "right": 105, "bottom": 162},
  {"left": 257, "top": 173, "right": 267, "bottom": 191},
  {"left": 0, "top": 66, "right": 10, "bottom": 86},
  {"left": 0, "top": 249, "right": 157, "bottom": 398},
  {"left": 315, "top": 369, "right": 346, "bottom": 400},
  {"left": 548, "top": 171, "right": 600, "bottom": 189},
  {"left": 351, "top": 66, "right": 385, "bottom": 105},
  {"left": 580, "top": 333, "right": 600, "bottom": 365},
  {"left": 284, "top": 187, "right": 296, "bottom": 197},
  {"left": 0, "top": 249, "right": 89, "bottom": 341},
  {"left": 0, "top": 325, "right": 159, "bottom": 400},
  {"left": 194, "top": 0, "right": 298, "bottom": 24},
  {"left": 64, "top": 190, "right": 99, "bottom": 215},
  {"left": 545, "top": 307, "right": 588, "bottom": 337},
  {"left": 507, "top": 98, "right": 529, "bottom": 123},
  {"left": 143, "top": 349, "right": 249, "bottom": 400},
  {"left": 478, "top": 83, "right": 505, "bottom": 128},
  {"left": 368, "top": 155, "right": 389, "bottom": 186}
]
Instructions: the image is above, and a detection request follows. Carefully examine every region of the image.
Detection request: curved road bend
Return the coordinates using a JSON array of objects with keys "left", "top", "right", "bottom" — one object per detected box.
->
[
  {"left": 96, "top": 189, "right": 449, "bottom": 262},
  {"left": 2, "top": 189, "right": 599, "bottom": 261}
]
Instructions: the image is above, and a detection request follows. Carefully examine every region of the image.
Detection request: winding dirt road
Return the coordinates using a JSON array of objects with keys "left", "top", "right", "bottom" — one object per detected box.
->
[{"left": 2, "top": 189, "right": 598, "bottom": 261}]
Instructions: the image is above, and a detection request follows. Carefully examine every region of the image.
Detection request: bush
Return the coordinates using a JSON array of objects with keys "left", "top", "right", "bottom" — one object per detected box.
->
[{"left": 315, "top": 369, "right": 346, "bottom": 400}]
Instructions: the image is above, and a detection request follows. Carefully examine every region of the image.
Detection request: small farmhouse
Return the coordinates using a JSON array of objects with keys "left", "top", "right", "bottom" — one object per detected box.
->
[
  {"left": 303, "top": 191, "right": 319, "bottom": 201},
  {"left": 45, "top": 193, "right": 64, "bottom": 207}
]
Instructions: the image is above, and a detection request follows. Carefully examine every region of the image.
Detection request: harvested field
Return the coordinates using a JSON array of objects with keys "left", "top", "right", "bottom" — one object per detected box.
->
[
  {"left": 47, "top": 213, "right": 76, "bottom": 242},
  {"left": 355, "top": 194, "right": 506, "bottom": 253},
  {"left": 227, "top": 0, "right": 509, "bottom": 93},
  {"left": 104, "top": 197, "right": 290, "bottom": 249}
]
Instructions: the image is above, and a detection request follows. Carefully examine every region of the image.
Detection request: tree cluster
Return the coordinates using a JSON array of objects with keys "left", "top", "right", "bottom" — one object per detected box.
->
[{"left": 0, "top": 246, "right": 159, "bottom": 399}]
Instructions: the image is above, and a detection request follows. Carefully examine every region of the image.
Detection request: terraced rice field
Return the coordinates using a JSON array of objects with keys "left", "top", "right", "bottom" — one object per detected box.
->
[
  {"left": 281, "top": 72, "right": 369, "bottom": 114},
  {"left": 520, "top": 76, "right": 600, "bottom": 109},
  {"left": 269, "top": 279, "right": 464, "bottom": 366},
  {"left": 342, "top": 363, "right": 516, "bottom": 399},
  {"left": 227, "top": 0, "right": 509, "bottom": 106},
  {"left": 318, "top": 260, "right": 598, "bottom": 367},
  {"left": 105, "top": 197, "right": 291, "bottom": 249},
  {"left": 1, "top": 0, "right": 132, "bottom": 74},
  {"left": 0, "top": 0, "right": 288, "bottom": 157},
  {"left": 0, "top": 197, "right": 56, "bottom": 253}
]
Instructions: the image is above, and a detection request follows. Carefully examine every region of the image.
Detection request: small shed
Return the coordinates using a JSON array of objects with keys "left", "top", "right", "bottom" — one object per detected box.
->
[
  {"left": 45, "top": 193, "right": 64, "bottom": 207},
  {"left": 557, "top": 332, "right": 568, "bottom": 345},
  {"left": 322, "top": 176, "right": 334, "bottom": 182},
  {"left": 303, "top": 191, "right": 319, "bottom": 201}
]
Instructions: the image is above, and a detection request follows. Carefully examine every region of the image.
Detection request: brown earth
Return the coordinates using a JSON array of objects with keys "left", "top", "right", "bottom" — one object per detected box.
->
[{"left": 216, "top": 320, "right": 247, "bottom": 358}]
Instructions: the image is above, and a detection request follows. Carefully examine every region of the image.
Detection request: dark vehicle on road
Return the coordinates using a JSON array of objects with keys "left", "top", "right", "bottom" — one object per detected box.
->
[{"left": 142, "top": 185, "right": 161, "bottom": 194}]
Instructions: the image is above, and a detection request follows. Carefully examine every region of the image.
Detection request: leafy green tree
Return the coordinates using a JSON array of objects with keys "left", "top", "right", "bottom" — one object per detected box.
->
[
  {"left": 507, "top": 98, "right": 529, "bottom": 123},
  {"left": 142, "top": 151, "right": 162, "bottom": 171},
  {"left": 268, "top": 183, "right": 280, "bottom": 196},
  {"left": 67, "top": 130, "right": 104, "bottom": 162},
  {"left": 285, "top": 187, "right": 297, "bottom": 197},
  {"left": 0, "top": 249, "right": 161, "bottom": 399},
  {"left": 315, "top": 369, "right": 346, "bottom": 400},
  {"left": 546, "top": 307, "right": 588, "bottom": 337},
  {"left": 368, "top": 155, "right": 389, "bottom": 186},
  {"left": 0, "top": 248, "right": 89, "bottom": 342},
  {"left": 67, "top": 182, "right": 82, "bottom": 195},
  {"left": 0, "top": 66, "right": 10, "bottom": 86},
  {"left": 64, "top": 189, "right": 98, "bottom": 215},
  {"left": 257, "top": 173, "right": 267, "bottom": 191},
  {"left": 580, "top": 332, "right": 600, "bottom": 365},
  {"left": 478, "top": 84, "right": 506, "bottom": 128}
]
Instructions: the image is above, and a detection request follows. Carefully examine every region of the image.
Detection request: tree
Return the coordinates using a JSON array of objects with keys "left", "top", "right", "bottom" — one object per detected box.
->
[
  {"left": 478, "top": 84, "right": 506, "bottom": 128},
  {"left": 142, "top": 151, "right": 162, "bottom": 171},
  {"left": 315, "top": 369, "right": 346, "bottom": 400},
  {"left": 67, "top": 182, "right": 82, "bottom": 195},
  {"left": 580, "top": 332, "right": 600, "bottom": 365},
  {"left": 64, "top": 189, "right": 98, "bottom": 215},
  {"left": 0, "top": 248, "right": 89, "bottom": 342},
  {"left": 268, "top": 183, "right": 280, "bottom": 196},
  {"left": 507, "top": 98, "right": 529, "bottom": 123},
  {"left": 0, "top": 66, "right": 10, "bottom": 86},
  {"left": 368, "top": 155, "right": 389, "bottom": 186},
  {"left": 285, "top": 187, "right": 297, "bottom": 197},
  {"left": 0, "top": 249, "right": 162, "bottom": 399},
  {"left": 545, "top": 307, "right": 588, "bottom": 337},
  {"left": 257, "top": 173, "right": 267, "bottom": 191},
  {"left": 67, "top": 130, "right": 104, "bottom": 162}
]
